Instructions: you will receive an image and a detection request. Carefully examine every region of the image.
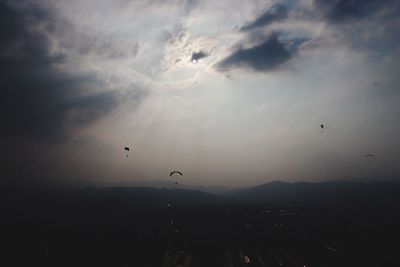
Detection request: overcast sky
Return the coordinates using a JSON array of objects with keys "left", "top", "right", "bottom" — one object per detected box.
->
[{"left": 1, "top": 0, "right": 400, "bottom": 188}]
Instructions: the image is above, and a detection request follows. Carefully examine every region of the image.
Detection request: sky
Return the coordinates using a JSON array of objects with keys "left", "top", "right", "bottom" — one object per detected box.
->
[{"left": 1, "top": 0, "right": 400, "bottom": 188}]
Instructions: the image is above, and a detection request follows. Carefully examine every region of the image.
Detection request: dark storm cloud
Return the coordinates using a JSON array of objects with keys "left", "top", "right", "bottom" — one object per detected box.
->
[
  {"left": 191, "top": 51, "right": 208, "bottom": 61},
  {"left": 0, "top": 2, "right": 145, "bottom": 141},
  {"left": 311, "top": 0, "right": 400, "bottom": 63},
  {"left": 62, "top": 31, "right": 140, "bottom": 61},
  {"left": 314, "top": 0, "right": 399, "bottom": 23},
  {"left": 241, "top": 4, "right": 288, "bottom": 31},
  {"left": 217, "top": 33, "right": 305, "bottom": 72},
  {"left": 66, "top": 89, "right": 145, "bottom": 127}
]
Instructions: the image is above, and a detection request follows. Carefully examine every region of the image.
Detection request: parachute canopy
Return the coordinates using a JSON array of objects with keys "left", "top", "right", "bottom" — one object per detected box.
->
[
  {"left": 170, "top": 171, "right": 183, "bottom": 177},
  {"left": 365, "top": 154, "right": 375, "bottom": 162},
  {"left": 124, "top": 147, "right": 131, "bottom": 157}
]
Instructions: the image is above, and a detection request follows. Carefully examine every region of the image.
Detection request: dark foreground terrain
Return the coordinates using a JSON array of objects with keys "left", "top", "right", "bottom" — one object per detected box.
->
[{"left": 2, "top": 182, "right": 400, "bottom": 267}]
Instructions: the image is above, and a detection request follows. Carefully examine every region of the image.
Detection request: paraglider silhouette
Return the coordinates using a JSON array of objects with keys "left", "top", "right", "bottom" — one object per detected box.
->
[
  {"left": 170, "top": 171, "right": 183, "bottom": 185},
  {"left": 365, "top": 154, "right": 375, "bottom": 162},
  {"left": 124, "top": 147, "right": 130, "bottom": 157},
  {"left": 320, "top": 124, "right": 324, "bottom": 133}
]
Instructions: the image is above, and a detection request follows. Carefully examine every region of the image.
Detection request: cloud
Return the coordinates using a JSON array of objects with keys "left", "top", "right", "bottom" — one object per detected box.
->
[
  {"left": 314, "top": 0, "right": 399, "bottom": 23},
  {"left": 217, "top": 33, "right": 305, "bottom": 72},
  {"left": 241, "top": 3, "right": 288, "bottom": 31},
  {"left": 184, "top": 0, "right": 200, "bottom": 15},
  {"left": 191, "top": 51, "right": 208, "bottom": 62},
  {"left": 308, "top": 0, "right": 400, "bottom": 61},
  {"left": 0, "top": 2, "right": 145, "bottom": 141}
]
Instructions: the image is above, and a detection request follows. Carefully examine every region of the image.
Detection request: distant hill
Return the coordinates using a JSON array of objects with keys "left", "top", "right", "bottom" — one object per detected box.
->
[
  {"left": 97, "top": 180, "right": 231, "bottom": 195},
  {"left": 86, "top": 181, "right": 400, "bottom": 208},
  {"left": 229, "top": 181, "right": 400, "bottom": 207},
  {"left": 82, "top": 186, "right": 218, "bottom": 206}
]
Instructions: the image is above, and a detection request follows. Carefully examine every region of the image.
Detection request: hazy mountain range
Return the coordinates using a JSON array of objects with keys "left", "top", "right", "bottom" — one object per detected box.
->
[
  {"left": 97, "top": 180, "right": 231, "bottom": 195},
  {"left": 85, "top": 180, "right": 400, "bottom": 207}
]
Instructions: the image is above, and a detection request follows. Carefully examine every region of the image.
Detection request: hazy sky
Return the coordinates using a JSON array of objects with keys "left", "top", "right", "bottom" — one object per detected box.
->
[{"left": 1, "top": 0, "right": 400, "bottom": 188}]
